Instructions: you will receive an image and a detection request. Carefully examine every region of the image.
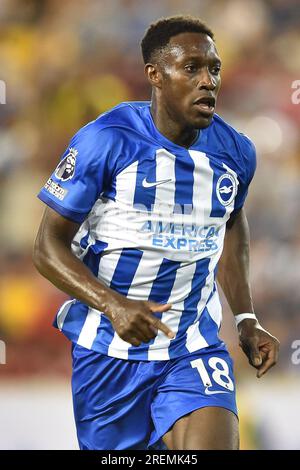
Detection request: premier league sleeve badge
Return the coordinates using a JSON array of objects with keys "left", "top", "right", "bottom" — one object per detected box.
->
[{"left": 55, "top": 148, "right": 78, "bottom": 182}]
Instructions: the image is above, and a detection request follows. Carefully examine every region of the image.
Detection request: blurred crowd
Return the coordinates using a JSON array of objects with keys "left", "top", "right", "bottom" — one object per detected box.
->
[{"left": 0, "top": 0, "right": 299, "bottom": 381}]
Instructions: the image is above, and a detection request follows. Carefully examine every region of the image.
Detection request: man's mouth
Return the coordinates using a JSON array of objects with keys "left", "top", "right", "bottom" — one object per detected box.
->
[{"left": 193, "top": 96, "right": 216, "bottom": 116}]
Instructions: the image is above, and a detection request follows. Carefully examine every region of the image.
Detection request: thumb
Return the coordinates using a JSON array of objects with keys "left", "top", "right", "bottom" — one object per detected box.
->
[{"left": 147, "top": 302, "right": 172, "bottom": 313}]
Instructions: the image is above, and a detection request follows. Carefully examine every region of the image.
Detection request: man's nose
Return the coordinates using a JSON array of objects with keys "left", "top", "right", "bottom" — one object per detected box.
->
[{"left": 196, "top": 68, "right": 216, "bottom": 90}]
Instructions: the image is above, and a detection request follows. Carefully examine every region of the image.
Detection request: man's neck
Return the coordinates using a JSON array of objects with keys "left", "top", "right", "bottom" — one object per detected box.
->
[{"left": 150, "top": 98, "right": 199, "bottom": 148}]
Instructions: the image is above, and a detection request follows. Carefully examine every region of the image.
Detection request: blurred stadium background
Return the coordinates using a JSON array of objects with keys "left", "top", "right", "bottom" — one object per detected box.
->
[{"left": 0, "top": 0, "right": 300, "bottom": 450}]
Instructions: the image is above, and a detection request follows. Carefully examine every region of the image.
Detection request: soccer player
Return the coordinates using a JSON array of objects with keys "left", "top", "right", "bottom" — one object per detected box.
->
[{"left": 33, "top": 16, "right": 279, "bottom": 450}]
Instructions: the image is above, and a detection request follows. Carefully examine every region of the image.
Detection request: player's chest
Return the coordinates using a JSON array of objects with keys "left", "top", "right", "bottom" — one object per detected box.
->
[{"left": 113, "top": 148, "right": 239, "bottom": 218}]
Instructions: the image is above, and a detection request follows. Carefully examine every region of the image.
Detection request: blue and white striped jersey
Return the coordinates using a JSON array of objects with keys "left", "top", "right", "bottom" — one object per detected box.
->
[{"left": 38, "top": 101, "right": 256, "bottom": 361}]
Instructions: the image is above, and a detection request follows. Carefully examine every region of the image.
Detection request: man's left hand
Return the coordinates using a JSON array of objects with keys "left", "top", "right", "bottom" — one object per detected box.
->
[{"left": 238, "top": 319, "right": 280, "bottom": 378}]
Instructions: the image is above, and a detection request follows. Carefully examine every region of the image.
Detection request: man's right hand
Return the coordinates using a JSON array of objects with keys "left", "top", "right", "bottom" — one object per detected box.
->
[{"left": 106, "top": 296, "right": 174, "bottom": 347}]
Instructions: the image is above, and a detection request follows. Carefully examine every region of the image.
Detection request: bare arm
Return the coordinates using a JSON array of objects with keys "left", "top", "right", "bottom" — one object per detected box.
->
[
  {"left": 217, "top": 208, "right": 254, "bottom": 314},
  {"left": 33, "top": 207, "right": 174, "bottom": 346},
  {"left": 217, "top": 208, "right": 279, "bottom": 378}
]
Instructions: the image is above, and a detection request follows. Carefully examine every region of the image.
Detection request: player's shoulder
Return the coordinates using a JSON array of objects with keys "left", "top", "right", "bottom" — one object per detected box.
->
[
  {"left": 74, "top": 101, "right": 149, "bottom": 144},
  {"left": 95, "top": 101, "right": 150, "bottom": 127},
  {"left": 211, "top": 114, "right": 257, "bottom": 183},
  {"left": 212, "top": 113, "right": 256, "bottom": 159}
]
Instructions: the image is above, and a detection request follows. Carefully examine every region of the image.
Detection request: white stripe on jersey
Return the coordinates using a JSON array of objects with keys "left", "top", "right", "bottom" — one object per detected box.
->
[
  {"left": 188, "top": 150, "right": 213, "bottom": 224},
  {"left": 77, "top": 308, "right": 101, "bottom": 349},
  {"left": 71, "top": 225, "right": 90, "bottom": 259},
  {"left": 97, "top": 247, "right": 127, "bottom": 286},
  {"left": 115, "top": 160, "right": 139, "bottom": 206},
  {"left": 152, "top": 149, "right": 176, "bottom": 214},
  {"left": 206, "top": 286, "right": 222, "bottom": 328},
  {"left": 57, "top": 299, "right": 76, "bottom": 331}
]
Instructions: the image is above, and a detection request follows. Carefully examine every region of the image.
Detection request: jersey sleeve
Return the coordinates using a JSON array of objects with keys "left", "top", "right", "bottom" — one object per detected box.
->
[
  {"left": 233, "top": 135, "right": 257, "bottom": 214},
  {"left": 37, "top": 123, "right": 114, "bottom": 223}
]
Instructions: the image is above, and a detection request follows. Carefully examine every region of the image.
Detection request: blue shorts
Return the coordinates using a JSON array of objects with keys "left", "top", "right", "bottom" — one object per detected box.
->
[{"left": 71, "top": 341, "right": 237, "bottom": 450}]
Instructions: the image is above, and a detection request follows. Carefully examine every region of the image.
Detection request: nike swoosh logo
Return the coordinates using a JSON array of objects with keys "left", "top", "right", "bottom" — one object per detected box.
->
[
  {"left": 142, "top": 177, "right": 173, "bottom": 188},
  {"left": 204, "top": 387, "right": 230, "bottom": 395}
]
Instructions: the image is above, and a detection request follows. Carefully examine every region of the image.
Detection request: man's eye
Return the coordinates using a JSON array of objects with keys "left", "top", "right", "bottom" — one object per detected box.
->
[
  {"left": 184, "top": 65, "right": 197, "bottom": 73},
  {"left": 211, "top": 66, "right": 221, "bottom": 75}
]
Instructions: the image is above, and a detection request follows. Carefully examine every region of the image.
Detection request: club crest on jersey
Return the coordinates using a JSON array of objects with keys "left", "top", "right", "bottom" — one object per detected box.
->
[
  {"left": 216, "top": 173, "right": 238, "bottom": 206},
  {"left": 55, "top": 148, "right": 78, "bottom": 182}
]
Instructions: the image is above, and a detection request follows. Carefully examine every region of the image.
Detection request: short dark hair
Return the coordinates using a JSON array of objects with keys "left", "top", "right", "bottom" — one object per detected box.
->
[{"left": 141, "top": 15, "right": 214, "bottom": 64}]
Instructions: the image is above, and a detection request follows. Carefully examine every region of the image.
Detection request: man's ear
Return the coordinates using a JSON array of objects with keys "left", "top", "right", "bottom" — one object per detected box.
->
[{"left": 144, "top": 63, "right": 163, "bottom": 89}]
